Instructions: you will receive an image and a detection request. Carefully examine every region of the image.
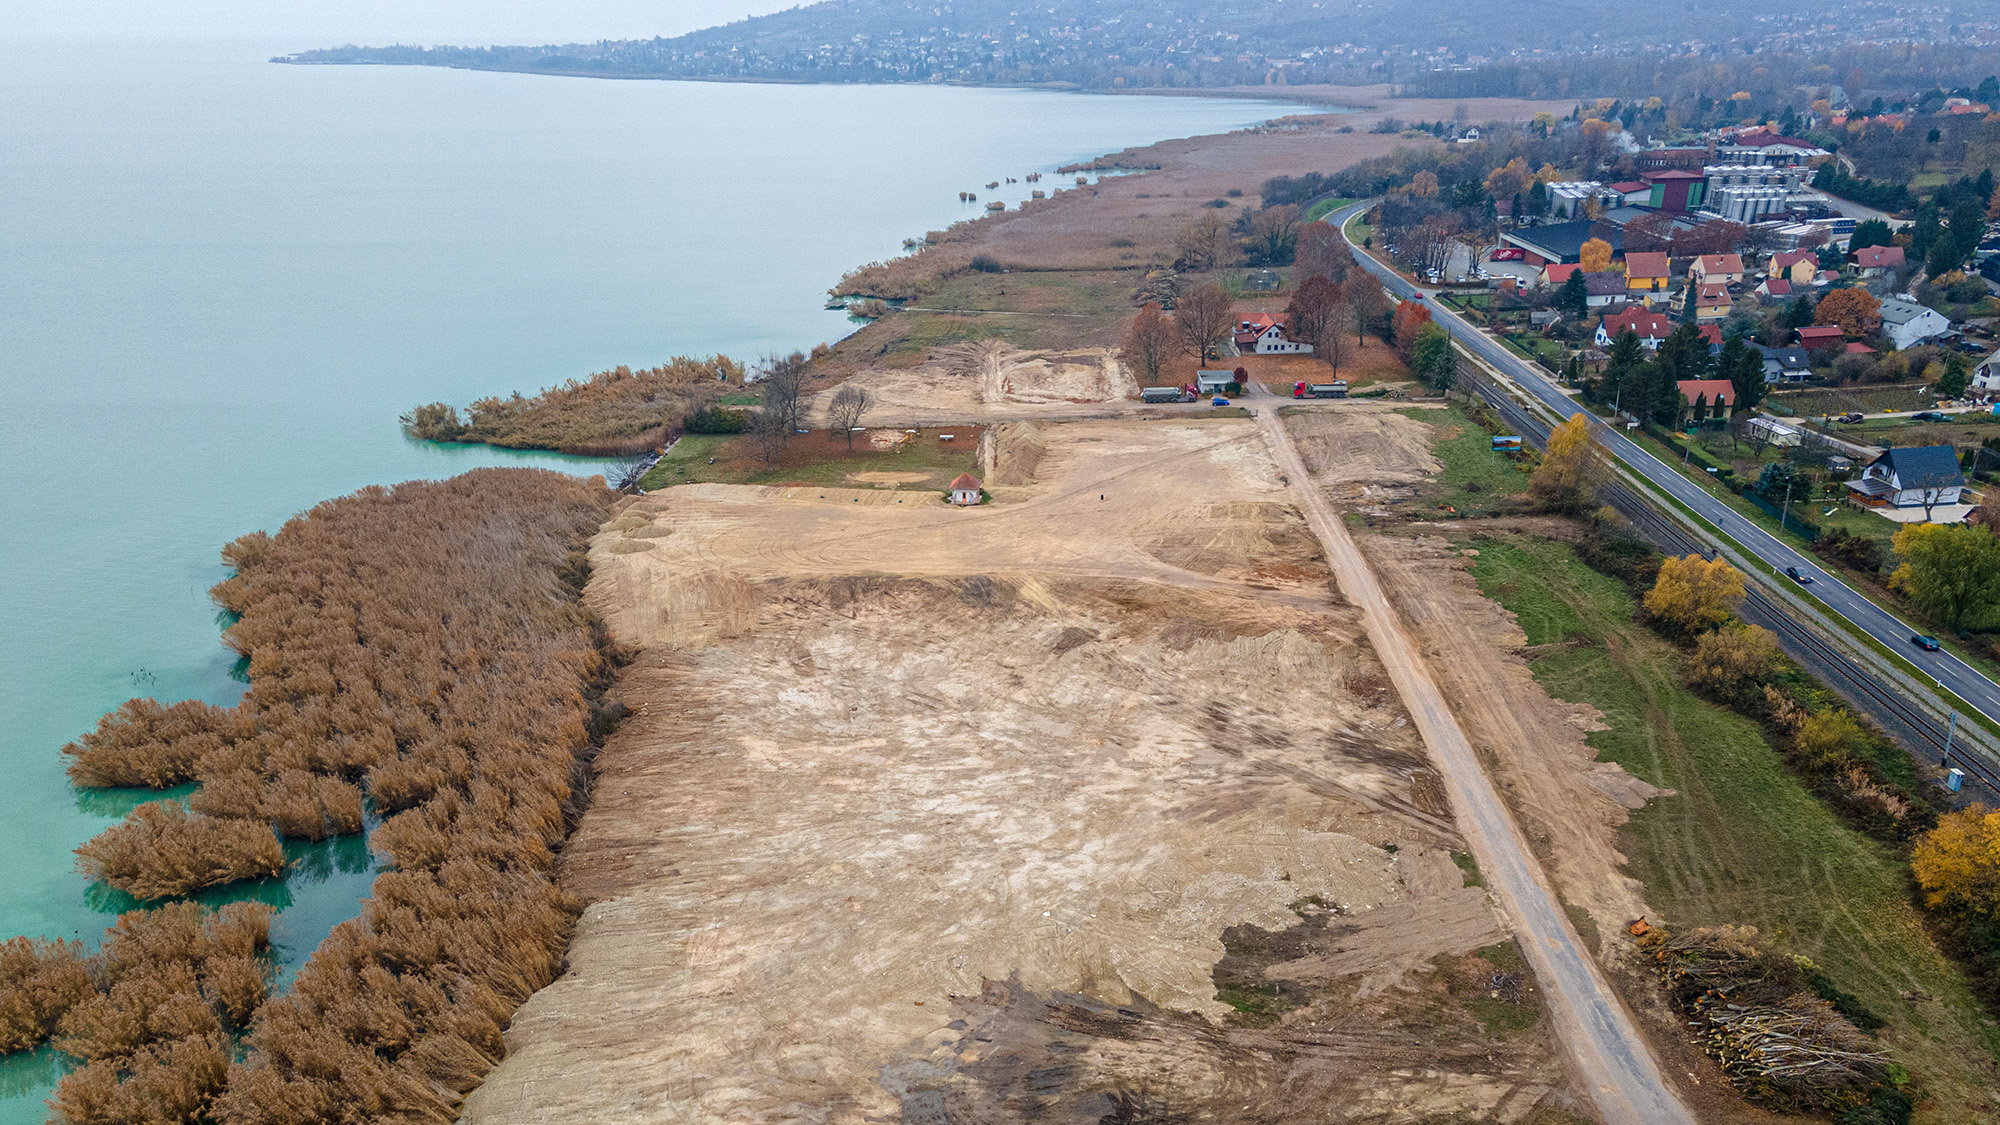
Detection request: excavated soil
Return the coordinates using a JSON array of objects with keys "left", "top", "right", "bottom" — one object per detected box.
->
[
  {"left": 461, "top": 419, "right": 1584, "bottom": 1124},
  {"left": 810, "top": 341, "right": 1140, "bottom": 426},
  {"left": 1282, "top": 405, "right": 1443, "bottom": 513}
]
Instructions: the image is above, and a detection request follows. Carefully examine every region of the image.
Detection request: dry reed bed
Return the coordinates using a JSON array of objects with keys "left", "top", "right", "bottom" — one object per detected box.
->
[
  {"left": 21, "top": 468, "right": 615, "bottom": 1124},
  {"left": 401, "top": 358, "right": 740, "bottom": 455}
]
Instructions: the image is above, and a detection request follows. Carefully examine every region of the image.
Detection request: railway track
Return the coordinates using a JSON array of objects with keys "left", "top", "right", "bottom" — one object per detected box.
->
[{"left": 1451, "top": 364, "right": 1998, "bottom": 800}]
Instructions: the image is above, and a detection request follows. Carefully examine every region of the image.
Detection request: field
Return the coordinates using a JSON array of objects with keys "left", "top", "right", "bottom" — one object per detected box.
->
[
  {"left": 640, "top": 427, "right": 982, "bottom": 492},
  {"left": 1466, "top": 535, "right": 2000, "bottom": 1123},
  {"left": 1768, "top": 384, "right": 1938, "bottom": 417},
  {"left": 461, "top": 418, "right": 1593, "bottom": 1124}
]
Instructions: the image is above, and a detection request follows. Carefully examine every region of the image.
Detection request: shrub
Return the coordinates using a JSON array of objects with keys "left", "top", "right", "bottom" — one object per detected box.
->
[
  {"left": 64, "top": 699, "right": 241, "bottom": 789},
  {"left": 1687, "top": 624, "right": 1780, "bottom": 708},
  {"left": 0, "top": 937, "right": 92, "bottom": 1053},
  {"left": 969, "top": 254, "right": 1004, "bottom": 272},
  {"left": 402, "top": 358, "right": 739, "bottom": 456}
]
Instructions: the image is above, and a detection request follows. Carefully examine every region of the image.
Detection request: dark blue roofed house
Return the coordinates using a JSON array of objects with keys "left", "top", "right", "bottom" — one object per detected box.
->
[{"left": 1846, "top": 446, "right": 1966, "bottom": 517}]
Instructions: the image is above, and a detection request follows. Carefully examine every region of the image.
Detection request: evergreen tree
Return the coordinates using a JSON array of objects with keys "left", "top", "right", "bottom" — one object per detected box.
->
[
  {"left": 1781, "top": 292, "right": 1817, "bottom": 331},
  {"left": 1558, "top": 269, "right": 1589, "bottom": 318},
  {"left": 1721, "top": 335, "right": 1767, "bottom": 412},
  {"left": 1604, "top": 328, "right": 1646, "bottom": 411},
  {"left": 1849, "top": 219, "right": 1894, "bottom": 252},
  {"left": 1941, "top": 353, "right": 1970, "bottom": 398},
  {"left": 1912, "top": 202, "right": 1942, "bottom": 260},
  {"left": 1527, "top": 180, "right": 1549, "bottom": 219}
]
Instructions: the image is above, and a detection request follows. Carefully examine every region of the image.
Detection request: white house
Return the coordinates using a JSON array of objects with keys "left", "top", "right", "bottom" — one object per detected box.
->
[
  {"left": 1748, "top": 416, "right": 1802, "bottom": 446},
  {"left": 1845, "top": 446, "right": 1965, "bottom": 509},
  {"left": 1974, "top": 346, "right": 2000, "bottom": 393},
  {"left": 1877, "top": 298, "right": 1951, "bottom": 351},
  {"left": 1596, "top": 309, "right": 1676, "bottom": 349},
  {"left": 949, "top": 472, "right": 984, "bottom": 506},
  {"left": 1233, "top": 314, "right": 1313, "bottom": 355}
]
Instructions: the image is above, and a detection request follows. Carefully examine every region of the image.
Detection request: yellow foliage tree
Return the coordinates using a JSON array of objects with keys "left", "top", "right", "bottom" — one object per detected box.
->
[
  {"left": 1411, "top": 170, "right": 1439, "bottom": 198},
  {"left": 1913, "top": 806, "right": 2000, "bottom": 913},
  {"left": 1643, "top": 554, "right": 1745, "bottom": 633},
  {"left": 1485, "top": 157, "right": 1531, "bottom": 202},
  {"left": 1578, "top": 237, "right": 1614, "bottom": 274},
  {"left": 1530, "top": 413, "right": 1603, "bottom": 511},
  {"left": 1814, "top": 287, "right": 1881, "bottom": 340},
  {"left": 1687, "top": 624, "right": 1779, "bottom": 703},
  {"left": 1534, "top": 162, "right": 1561, "bottom": 184}
]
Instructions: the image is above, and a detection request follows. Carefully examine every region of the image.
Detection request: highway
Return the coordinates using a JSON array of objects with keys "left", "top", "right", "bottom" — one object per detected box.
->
[{"left": 1329, "top": 201, "right": 2000, "bottom": 727}]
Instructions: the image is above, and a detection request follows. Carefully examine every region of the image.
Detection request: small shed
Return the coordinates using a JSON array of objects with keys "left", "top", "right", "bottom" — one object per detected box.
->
[
  {"left": 1196, "top": 370, "right": 1234, "bottom": 394},
  {"left": 1244, "top": 269, "right": 1282, "bottom": 292},
  {"left": 949, "top": 473, "right": 984, "bottom": 506}
]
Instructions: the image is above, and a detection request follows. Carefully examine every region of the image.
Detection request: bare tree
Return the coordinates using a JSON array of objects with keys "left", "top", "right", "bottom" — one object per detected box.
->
[
  {"left": 1349, "top": 280, "right": 1391, "bottom": 345},
  {"left": 1285, "top": 276, "right": 1343, "bottom": 372},
  {"left": 1173, "top": 212, "right": 1229, "bottom": 271},
  {"left": 1245, "top": 204, "right": 1301, "bottom": 265},
  {"left": 1174, "top": 283, "right": 1235, "bottom": 363},
  {"left": 827, "top": 385, "right": 870, "bottom": 449},
  {"left": 758, "top": 351, "right": 810, "bottom": 440},
  {"left": 1294, "top": 223, "right": 1354, "bottom": 283},
  {"left": 1121, "top": 303, "right": 1175, "bottom": 386},
  {"left": 750, "top": 405, "right": 789, "bottom": 464}
]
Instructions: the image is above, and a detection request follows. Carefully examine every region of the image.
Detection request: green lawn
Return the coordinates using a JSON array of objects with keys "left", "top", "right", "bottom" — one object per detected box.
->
[
  {"left": 1399, "top": 403, "right": 1534, "bottom": 516},
  {"left": 1304, "top": 196, "right": 1358, "bottom": 223},
  {"left": 1466, "top": 535, "right": 2000, "bottom": 1122}
]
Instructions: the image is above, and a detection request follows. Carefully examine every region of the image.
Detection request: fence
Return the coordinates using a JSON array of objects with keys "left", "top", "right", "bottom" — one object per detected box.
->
[{"left": 1742, "top": 491, "right": 1821, "bottom": 540}]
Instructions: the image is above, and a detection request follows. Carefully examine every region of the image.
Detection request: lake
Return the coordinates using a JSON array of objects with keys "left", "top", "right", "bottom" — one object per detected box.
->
[{"left": 0, "top": 30, "right": 1306, "bottom": 1118}]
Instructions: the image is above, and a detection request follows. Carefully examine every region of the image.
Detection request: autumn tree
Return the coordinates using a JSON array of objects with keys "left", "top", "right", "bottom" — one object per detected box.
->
[
  {"left": 1121, "top": 303, "right": 1175, "bottom": 386},
  {"left": 1174, "top": 212, "right": 1229, "bottom": 271},
  {"left": 1530, "top": 413, "right": 1604, "bottom": 512},
  {"left": 1174, "top": 283, "right": 1235, "bottom": 362},
  {"left": 1623, "top": 211, "right": 1680, "bottom": 255},
  {"left": 1914, "top": 807, "right": 2000, "bottom": 914},
  {"left": 1411, "top": 170, "right": 1439, "bottom": 198},
  {"left": 1890, "top": 523, "right": 2000, "bottom": 630},
  {"left": 1350, "top": 279, "right": 1391, "bottom": 345},
  {"left": 1644, "top": 554, "right": 1746, "bottom": 634},
  {"left": 1285, "top": 276, "right": 1344, "bottom": 371},
  {"left": 1578, "top": 237, "right": 1614, "bottom": 274},
  {"left": 827, "top": 385, "right": 870, "bottom": 449},
  {"left": 1687, "top": 624, "right": 1780, "bottom": 706},
  {"left": 1814, "top": 288, "right": 1881, "bottom": 340},
  {"left": 1410, "top": 322, "right": 1457, "bottom": 392},
  {"left": 1244, "top": 204, "right": 1302, "bottom": 265},
  {"left": 1294, "top": 223, "right": 1354, "bottom": 283},
  {"left": 1484, "top": 157, "right": 1532, "bottom": 204},
  {"left": 1390, "top": 299, "right": 1434, "bottom": 361}
]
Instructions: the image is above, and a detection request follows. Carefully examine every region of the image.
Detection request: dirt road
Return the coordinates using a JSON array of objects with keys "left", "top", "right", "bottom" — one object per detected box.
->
[{"left": 1253, "top": 409, "right": 1695, "bottom": 1125}]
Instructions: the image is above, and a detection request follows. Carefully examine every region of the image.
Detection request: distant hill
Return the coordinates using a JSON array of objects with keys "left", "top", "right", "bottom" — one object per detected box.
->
[{"left": 278, "top": 0, "right": 1983, "bottom": 93}]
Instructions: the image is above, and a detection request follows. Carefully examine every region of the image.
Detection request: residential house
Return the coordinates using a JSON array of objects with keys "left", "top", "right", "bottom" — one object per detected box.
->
[
  {"left": 1233, "top": 313, "right": 1313, "bottom": 355},
  {"left": 1623, "top": 251, "right": 1671, "bottom": 299},
  {"left": 1584, "top": 272, "right": 1628, "bottom": 309},
  {"left": 1596, "top": 309, "right": 1677, "bottom": 349},
  {"left": 948, "top": 473, "right": 985, "bottom": 506},
  {"left": 1769, "top": 249, "right": 1818, "bottom": 287},
  {"left": 1974, "top": 345, "right": 2000, "bottom": 392},
  {"left": 1690, "top": 254, "right": 1746, "bottom": 287},
  {"left": 1795, "top": 324, "right": 1846, "bottom": 351},
  {"left": 1696, "top": 324, "right": 1724, "bottom": 350},
  {"left": 1878, "top": 298, "right": 1951, "bottom": 350},
  {"left": 1815, "top": 270, "right": 1844, "bottom": 287},
  {"left": 1757, "top": 277, "right": 1794, "bottom": 300},
  {"left": 1751, "top": 343, "right": 1812, "bottom": 382},
  {"left": 1846, "top": 446, "right": 1966, "bottom": 509},
  {"left": 1852, "top": 245, "right": 1906, "bottom": 276},
  {"left": 1542, "top": 261, "right": 1583, "bottom": 287},
  {"left": 1676, "top": 378, "right": 1737, "bottom": 421},
  {"left": 1690, "top": 282, "right": 1733, "bottom": 323},
  {"left": 1502, "top": 220, "right": 1623, "bottom": 268}
]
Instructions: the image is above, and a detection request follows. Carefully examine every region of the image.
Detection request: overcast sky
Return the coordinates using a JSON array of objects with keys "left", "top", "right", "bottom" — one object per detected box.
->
[{"left": 7, "top": 0, "right": 801, "bottom": 42}]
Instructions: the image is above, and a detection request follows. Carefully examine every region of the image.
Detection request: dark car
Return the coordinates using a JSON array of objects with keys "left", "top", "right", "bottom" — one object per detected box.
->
[
  {"left": 1838, "top": 412, "right": 1865, "bottom": 424},
  {"left": 1785, "top": 566, "right": 1814, "bottom": 584},
  {"left": 1911, "top": 411, "right": 1951, "bottom": 422},
  {"left": 1913, "top": 634, "right": 1942, "bottom": 651}
]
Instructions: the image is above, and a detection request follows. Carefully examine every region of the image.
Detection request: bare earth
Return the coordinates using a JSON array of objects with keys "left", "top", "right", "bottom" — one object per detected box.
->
[{"left": 461, "top": 418, "right": 1587, "bottom": 1124}]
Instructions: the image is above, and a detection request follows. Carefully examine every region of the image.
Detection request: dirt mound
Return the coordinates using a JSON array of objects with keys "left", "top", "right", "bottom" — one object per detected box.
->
[
  {"left": 985, "top": 421, "right": 1048, "bottom": 486},
  {"left": 813, "top": 344, "right": 1137, "bottom": 426},
  {"left": 1284, "top": 407, "right": 1441, "bottom": 510}
]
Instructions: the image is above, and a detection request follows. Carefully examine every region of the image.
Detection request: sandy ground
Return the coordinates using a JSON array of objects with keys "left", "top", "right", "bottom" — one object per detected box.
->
[
  {"left": 809, "top": 341, "right": 1141, "bottom": 426},
  {"left": 1281, "top": 403, "right": 1445, "bottom": 511},
  {"left": 461, "top": 419, "right": 1586, "bottom": 1124}
]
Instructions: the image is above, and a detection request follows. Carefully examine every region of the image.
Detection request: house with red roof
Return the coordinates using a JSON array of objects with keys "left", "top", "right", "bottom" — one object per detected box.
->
[
  {"left": 1676, "top": 378, "right": 1737, "bottom": 421},
  {"left": 1691, "top": 282, "right": 1733, "bottom": 322},
  {"left": 1623, "top": 251, "right": 1671, "bottom": 298},
  {"left": 1690, "top": 254, "right": 1745, "bottom": 286},
  {"left": 1233, "top": 313, "right": 1312, "bottom": 355},
  {"left": 1796, "top": 324, "right": 1846, "bottom": 350},
  {"left": 1596, "top": 309, "right": 1677, "bottom": 349},
  {"left": 1851, "top": 245, "right": 1906, "bottom": 276},
  {"left": 948, "top": 473, "right": 984, "bottom": 505},
  {"left": 1758, "top": 277, "right": 1793, "bottom": 299},
  {"left": 1769, "top": 250, "right": 1818, "bottom": 287}
]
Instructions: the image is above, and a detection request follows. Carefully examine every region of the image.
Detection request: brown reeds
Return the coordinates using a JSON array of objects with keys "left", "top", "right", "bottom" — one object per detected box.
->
[
  {"left": 401, "top": 357, "right": 740, "bottom": 455},
  {"left": 0, "top": 937, "right": 92, "bottom": 1053},
  {"left": 74, "top": 801, "right": 287, "bottom": 899},
  {"left": 45, "top": 467, "right": 616, "bottom": 1122}
]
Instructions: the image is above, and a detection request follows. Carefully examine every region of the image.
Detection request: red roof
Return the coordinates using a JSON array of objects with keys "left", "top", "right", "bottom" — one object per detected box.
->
[
  {"left": 1544, "top": 262, "right": 1583, "bottom": 284},
  {"left": 1797, "top": 324, "right": 1845, "bottom": 345},
  {"left": 1677, "top": 379, "right": 1736, "bottom": 406},
  {"left": 1853, "top": 245, "right": 1905, "bottom": 269},
  {"left": 1609, "top": 181, "right": 1648, "bottom": 193},
  {"left": 1697, "top": 324, "right": 1723, "bottom": 346},
  {"left": 1771, "top": 250, "right": 1815, "bottom": 271},
  {"left": 1624, "top": 251, "right": 1671, "bottom": 279},
  {"left": 1602, "top": 309, "right": 1676, "bottom": 340},
  {"left": 1845, "top": 341, "right": 1878, "bottom": 354},
  {"left": 1731, "top": 130, "right": 1816, "bottom": 148},
  {"left": 949, "top": 473, "right": 983, "bottom": 491},
  {"left": 1695, "top": 254, "right": 1744, "bottom": 274},
  {"left": 1762, "top": 278, "right": 1793, "bottom": 296},
  {"left": 1643, "top": 169, "right": 1706, "bottom": 181}
]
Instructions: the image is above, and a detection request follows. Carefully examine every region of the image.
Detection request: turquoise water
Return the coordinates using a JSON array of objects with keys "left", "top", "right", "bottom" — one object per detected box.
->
[{"left": 0, "top": 30, "right": 1306, "bottom": 1118}]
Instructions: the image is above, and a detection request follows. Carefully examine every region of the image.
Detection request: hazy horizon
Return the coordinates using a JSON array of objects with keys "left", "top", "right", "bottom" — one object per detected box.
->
[{"left": 4, "top": 0, "right": 796, "bottom": 44}]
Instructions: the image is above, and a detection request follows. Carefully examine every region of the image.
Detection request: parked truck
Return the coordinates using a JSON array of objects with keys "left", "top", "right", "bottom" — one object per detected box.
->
[
  {"left": 1140, "top": 385, "right": 1194, "bottom": 404},
  {"left": 1292, "top": 381, "right": 1348, "bottom": 399}
]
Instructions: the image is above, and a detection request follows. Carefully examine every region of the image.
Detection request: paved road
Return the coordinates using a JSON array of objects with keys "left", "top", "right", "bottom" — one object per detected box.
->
[
  {"left": 1329, "top": 202, "right": 2000, "bottom": 725},
  {"left": 1251, "top": 404, "right": 1694, "bottom": 1125}
]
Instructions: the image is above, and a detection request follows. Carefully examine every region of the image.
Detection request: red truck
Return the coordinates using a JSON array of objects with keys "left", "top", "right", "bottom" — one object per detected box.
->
[{"left": 1293, "top": 381, "right": 1349, "bottom": 399}]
